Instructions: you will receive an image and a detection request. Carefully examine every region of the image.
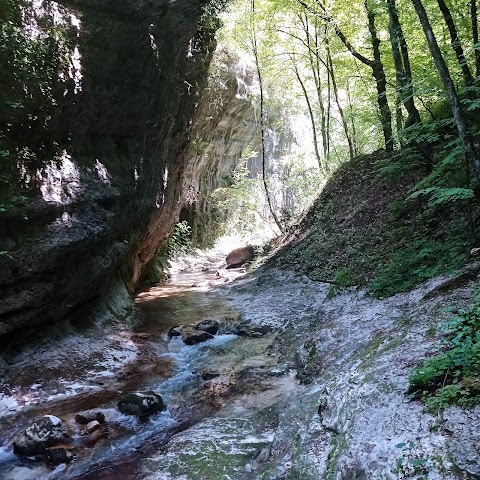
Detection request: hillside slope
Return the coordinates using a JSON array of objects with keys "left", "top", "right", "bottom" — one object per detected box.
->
[{"left": 270, "top": 148, "right": 480, "bottom": 297}]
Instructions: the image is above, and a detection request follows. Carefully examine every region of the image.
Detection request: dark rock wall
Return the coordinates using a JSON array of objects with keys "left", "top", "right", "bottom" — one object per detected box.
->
[{"left": 0, "top": 0, "right": 219, "bottom": 335}]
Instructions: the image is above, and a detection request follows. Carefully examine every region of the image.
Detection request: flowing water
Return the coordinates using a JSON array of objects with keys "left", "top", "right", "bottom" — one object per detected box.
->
[{"left": 0, "top": 249, "right": 295, "bottom": 480}]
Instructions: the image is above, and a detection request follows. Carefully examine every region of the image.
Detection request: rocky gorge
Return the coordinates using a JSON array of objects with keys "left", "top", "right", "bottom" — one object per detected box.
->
[
  {"left": 1, "top": 0, "right": 480, "bottom": 478},
  {"left": 0, "top": 0, "right": 259, "bottom": 338}
]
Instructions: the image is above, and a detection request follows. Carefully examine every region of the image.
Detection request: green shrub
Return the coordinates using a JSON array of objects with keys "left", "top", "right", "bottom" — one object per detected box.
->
[
  {"left": 369, "top": 235, "right": 467, "bottom": 298},
  {"left": 408, "top": 304, "right": 480, "bottom": 412}
]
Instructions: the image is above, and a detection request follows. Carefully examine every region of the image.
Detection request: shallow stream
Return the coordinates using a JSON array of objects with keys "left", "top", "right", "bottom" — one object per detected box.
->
[{"left": 0, "top": 253, "right": 295, "bottom": 479}]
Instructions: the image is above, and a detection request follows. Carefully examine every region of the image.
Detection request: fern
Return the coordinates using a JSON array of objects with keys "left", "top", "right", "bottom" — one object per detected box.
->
[{"left": 408, "top": 187, "right": 475, "bottom": 206}]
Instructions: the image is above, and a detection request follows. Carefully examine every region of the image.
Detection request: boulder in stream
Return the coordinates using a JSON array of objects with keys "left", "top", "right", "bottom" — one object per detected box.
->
[
  {"left": 118, "top": 391, "right": 165, "bottom": 420},
  {"left": 75, "top": 410, "right": 105, "bottom": 425},
  {"left": 182, "top": 327, "right": 214, "bottom": 345},
  {"left": 80, "top": 420, "right": 102, "bottom": 436},
  {"left": 196, "top": 319, "right": 219, "bottom": 335},
  {"left": 225, "top": 246, "right": 254, "bottom": 269},
  {"left": 168, "top": 325, "right": 183, "bottom": 338},
  {"left": 13, "top": 415, "right": 70, "bottom": 456},
  {"left": 45, "top": 444, "right": 75, "bottom": 466}
]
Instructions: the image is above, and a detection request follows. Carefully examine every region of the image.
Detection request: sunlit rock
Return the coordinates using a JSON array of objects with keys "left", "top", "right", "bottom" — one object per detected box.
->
[
  {"left": 195, "top": 319, "right": 219, "bottom": 335},
  {"left": 225, "top": 245, "right": 255, "bottom": 268},
  {"left": 74, "top": 410, "right": 105, "bottom": 425},
  {"left": 117, "top": 391, "right": 165, "bottom": 421},
  {"left": 13, "top": 415, "right": 70, "bottom": 456}
]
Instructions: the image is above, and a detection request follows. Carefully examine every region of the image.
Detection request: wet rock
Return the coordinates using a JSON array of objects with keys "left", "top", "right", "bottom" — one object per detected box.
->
[
  {"left": 245, "top": 446, "right": 271, "bottom": 472},
  {"left": 196, "top": 319, "right": 219, "bottom": 335},
  {"left": 182, "top": 327, "right": 214, "bottom": 345},
  {"left": 83, "top": 425, "right": 109, "bottom": 447},
  {"left": 45, "top": 444, "right": 75, "bottom": 466},
  {"left": 443, "top": 406, "right": 480, "bottom": 476},
  {"left": 118, "top": 391, "right": 165, "bottom": 420},
  {"left": 226, "top": 246, "right": 254, "bottom": 268},
  {"left": 75, "top": 410, "right": 105, "bottom": 425},
  {"left": 168, "top": 325, "right": 183, "bottom": 338},
  {"left": 13, "top": 415, "right": 70, "bottom": 456},
  {"left": 235, "top": 325, "right": 272, "bottom": 337},
  {"left": 201, "top": 370, "right": 221, "bottom": 380},
  {"left": 81, "top": 420, "right": 102, "bottom": 436}
]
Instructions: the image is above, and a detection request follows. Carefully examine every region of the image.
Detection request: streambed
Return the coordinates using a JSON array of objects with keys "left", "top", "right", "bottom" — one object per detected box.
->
[
  {"left": 1, "top": 254, "right": 479, "bottom": 479},
  {"left": 0, "top": 253, "right": 298, "bottom": 479}
]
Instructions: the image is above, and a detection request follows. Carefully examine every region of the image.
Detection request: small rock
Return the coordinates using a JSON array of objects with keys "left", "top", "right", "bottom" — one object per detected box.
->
[
  {"left": 182, "top": 327, "right": 213, "bottom": 345},
  {"left": 81, "top": 420, "right": 102, "bottom": 436},
  {"left": 195, "top": 319, "right": 219, "bottom": 335},
  {"left": 45, "top": 444, "right": 75, "bottom": 466},
  {"left": 75, "top": 410, "right": 105, "bottom": 425},
  {"left": 201, "top": 370, "right": 221, "bottom": 380},
  {"left": 168, "top": 325, "right": 183, "bottom": 338},
  {"left": 118, "top": 391, "right": 165, "bottom": 420},
  {"left": 13, "top": 415, "right": 70, "bottom": 456},
  {"left": 246, "top": 446, "right": 271, "bottom": 472},
  {"left": 83, "top": 425, "right": 109, "bottom": 447},
  {"left": 236, "top": 325, "right": 272, "bottom": 337}
]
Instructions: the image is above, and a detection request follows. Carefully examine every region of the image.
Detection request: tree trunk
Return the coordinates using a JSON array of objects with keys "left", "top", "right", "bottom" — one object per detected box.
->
[
  {"left": 326, "top": 38, "right": 355, "bottom": 160},
  {"left": 387, "top": 0, "right": 421, "bottom": 127},
  {"left": 292, "top": 58, "right": 326, "bottom": 173},
  {"left": 297, "top": 0, "right": 393, "bottom": 151},
  {"left": 365, "top": 0, "right": 393, "bottom": 151},
  {"left": 251, "top": 0, "right": 283, "bottom": 233},
  {"left": 472, "top": 0, "right": 480, "bottom": 78},
  {"left": 314, "top": 20, "right": 330, "bottom": 166},
  {"left": 410, "top": 0, "right": 480, "bottom": 179},
  {"left": 437, "top": 0, "right": 475, "bottom": 88},
  {"left": 299, "top": 13, "right": 329, "bottom": 169}
]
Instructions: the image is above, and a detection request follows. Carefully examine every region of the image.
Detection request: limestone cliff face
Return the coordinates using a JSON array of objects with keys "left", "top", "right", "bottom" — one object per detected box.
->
[
  {"left": 0, "top": 0, "right": 221, "bottom": 335},
  {"left": 180, "top": 48, "right": 260, "bottom": 248}
]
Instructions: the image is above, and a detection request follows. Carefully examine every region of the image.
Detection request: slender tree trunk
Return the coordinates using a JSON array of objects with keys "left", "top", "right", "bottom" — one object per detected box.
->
[
  {"left": 326, "top": 39, "right": 355, "bottom": 160},
  {"left": 251, "top": 0, "right": 283, "bottom": 233},
  {"left": 300, "top": 13, "right": 329, "bottom": 168},
  {"left": 387, "top": 0, "right": 421, "bottom": 127},
  {"left": 292, "top": 58, "right": 326, "bottom": 173},
  {"left": 395, "top": 94, "right": 403, "bottom": 140},
  {"left": 411, "top": 0, "right": 480, "bottom": 179},
  {"left": 437, "top": 0, "right": 475, "bottom": 88},
  {"left": 347, "top": 82, "right": 359, "bottom": 155},
  {"left": 314, "top": 20, "right": 330, "bottom": 166},
  {"left": 472, "top": 0, "right": 480, "bottom": 77},
  {"left": 365, "top": 0, "right": 393, "bottom": 151},
  {"left": 324, "top": 23, "right": 332, "bottom": 163},
  {"left": 297, "top": 0, "right": 393, "bottom": 151}
]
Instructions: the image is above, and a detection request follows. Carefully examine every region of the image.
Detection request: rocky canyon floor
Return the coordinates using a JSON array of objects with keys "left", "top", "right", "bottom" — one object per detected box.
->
[{"left": 0, "top": 246, "right": 479, "bottom": 479}]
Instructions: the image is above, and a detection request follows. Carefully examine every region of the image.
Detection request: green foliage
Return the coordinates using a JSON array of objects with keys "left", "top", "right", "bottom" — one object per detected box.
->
[
  {"left": 408, "top": 304, "right": 480, "bottom": 412},
  {"left": 327, "top": 267, "right": 358, "bottom": 297},
  {"left": 166, "top": 221, "right": 192, "bottom": 257},
  {"left": 0, "top": 2, "right": 74, "bottom": 210},
  {"left": 376, "top": 151, "right": 423, "bottom": 180},
  {"left": 369, "top": 234, "right": 468, "bottom": 298},
  {"left": 408, "top": 187, "right": 475, "bottom": 207},
  {"left": 210, "top": 155, "right": 269, "bottom": 237},
  {"left": 0, "top": 193, "right": 27, "bottom": 212},
  {"left": 392, "top": 441, "right": 429, "bottom": 477}
]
